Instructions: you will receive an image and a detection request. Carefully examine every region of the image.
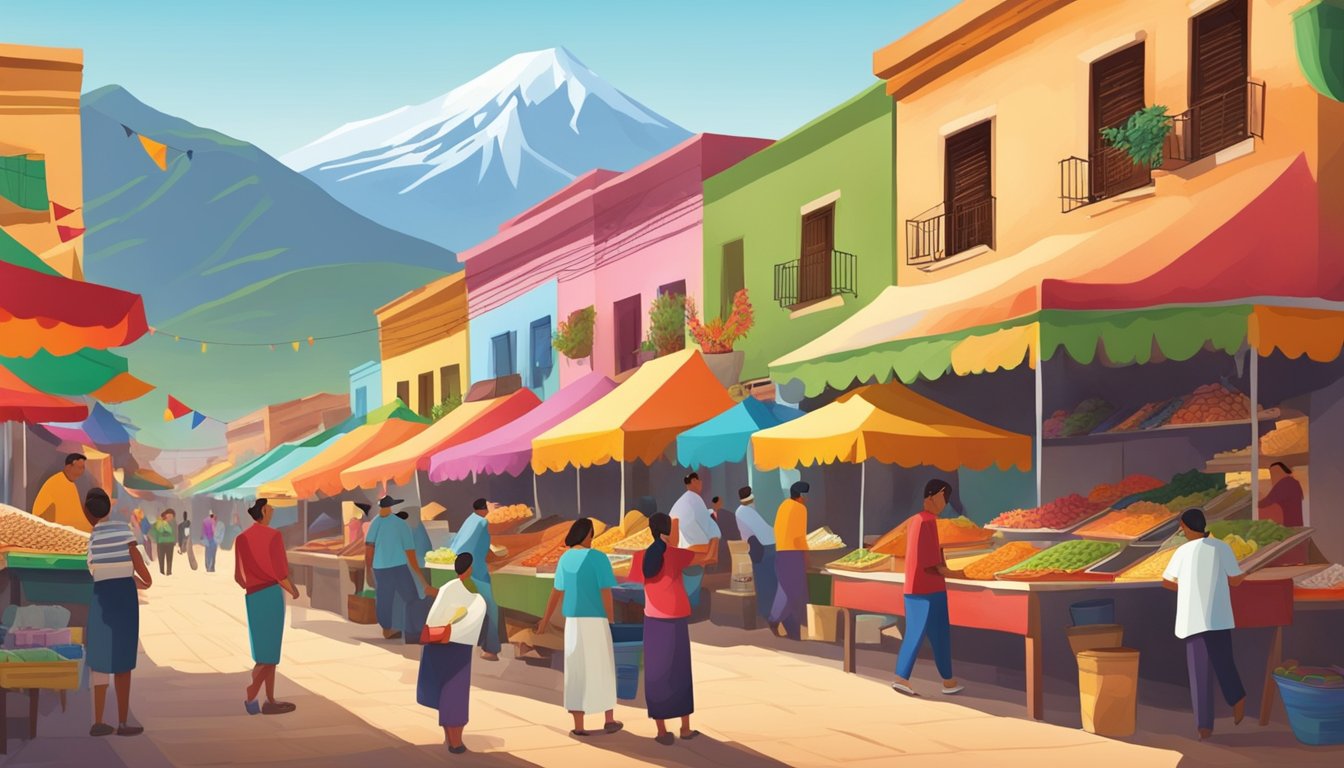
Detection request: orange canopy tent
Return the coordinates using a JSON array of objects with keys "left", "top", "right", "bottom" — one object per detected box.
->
[
  {"left": 340, "top": 388, "right": 541, "bottom": 490},
  {"left": 262, "top": 402, "right": 430, "bottom": 500}
]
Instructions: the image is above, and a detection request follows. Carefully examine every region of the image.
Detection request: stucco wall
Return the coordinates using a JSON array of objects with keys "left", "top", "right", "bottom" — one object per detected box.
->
[
  {"left": 381, "top": 330, "right": 469, "bottom": 415},
  {"left": 468, "top": 280, "right": 559, "bottom": 399}
]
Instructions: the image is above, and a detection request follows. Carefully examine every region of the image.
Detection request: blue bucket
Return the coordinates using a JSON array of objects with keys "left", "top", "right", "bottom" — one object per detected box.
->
[
  {"left": 610, "top": 623, "right": 643, "bottom": 643},
  {"left": 1276, "top": 675, "right": 1344, "bottom": 745},
  {"left": 1070, "top": 598, "right": 1115, "bottom": 626},
  {"left": 614, "top": 640, "right": 642, "bottom": 700}
]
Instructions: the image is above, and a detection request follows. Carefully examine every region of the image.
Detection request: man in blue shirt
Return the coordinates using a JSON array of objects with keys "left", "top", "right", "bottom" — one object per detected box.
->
[
  {"left": 365, "top": 496, "right": 437, "bottom": 640},
  {"left": 449, "top": 498, "right": 500, "bottom": 660}
]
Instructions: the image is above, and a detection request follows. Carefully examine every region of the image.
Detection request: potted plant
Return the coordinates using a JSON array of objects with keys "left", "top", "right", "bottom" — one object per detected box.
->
[
  {"left": 645, "top": 292, "right": 687, "bottom": 358},
  {"left": 1101, "top": 105, "right": 1172, "bottom": 169},
  {"left": 687, "top": 289, "right": 754, "bottom": 387},
  {"left": 637, "top": 340, "right": 657, "bottom": 365},
  {"left": 553, "top": 306, "right": 595, "bottom": 360}
]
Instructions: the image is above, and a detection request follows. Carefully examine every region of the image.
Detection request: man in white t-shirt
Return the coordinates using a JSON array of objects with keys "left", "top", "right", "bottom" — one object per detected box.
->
[
  {"left": 668, "top": 472, "right": 720, "bottom": 608},
  {"left": 1162, "top": 507, "right": 1248, "bottom": 740}
]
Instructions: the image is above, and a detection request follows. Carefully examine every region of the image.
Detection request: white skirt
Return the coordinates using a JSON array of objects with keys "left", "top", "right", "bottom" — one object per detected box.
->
[{"left": 564, "top": 617, "right": 616, "bottom": 715}]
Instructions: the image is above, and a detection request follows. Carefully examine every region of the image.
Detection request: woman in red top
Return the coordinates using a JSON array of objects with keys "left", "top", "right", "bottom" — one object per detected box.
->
[
  {"left": 892, "top": 480, "right": 965, "bottom": 697},
  {"left": 630, "top": 513, "right": 712, "bottom": 745},
  {"left": 234, "top": 499, "right": 300, "bottom": 716}
]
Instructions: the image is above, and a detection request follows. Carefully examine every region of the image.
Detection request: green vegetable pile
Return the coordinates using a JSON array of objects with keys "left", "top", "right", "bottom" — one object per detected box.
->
[
  {"left": 1274, "top": 662, "right": 1344, "bottom": 688},
  {"left": 1208, "top": 519, "right": 1293, "bottom": 547},
  {"left": 425, "top": 547, "right": 457, "bottom": 565},
  {"left": 834, "top": 548, "right": 886, "bottom": 566},
  {"left": 1117, "top": 470, "right": 1225, "bottom": 509},
  {"left": 1062, "top": 398, "right": 1116, "bottom": 437},
  {"left": 1003, "top": 540, "right": 1121, "bottom": 573},
  {"left": 1165, "top": 489, "right": 1221, "bottom": 513}
]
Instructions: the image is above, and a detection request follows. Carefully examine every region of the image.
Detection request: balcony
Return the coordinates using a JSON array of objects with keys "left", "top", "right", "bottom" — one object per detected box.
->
[
  {"left": 905, "top": 197, "right": 996, "bottom": 267},
  {"left": 773, "top": 249, "right": 858, "bottom": 309},
  {"left": 1165, "top": 79, "right": 1265, "bottom": 166},
  {"left": 1058, "top": 147, "right": 1154, "bottom": 214}
]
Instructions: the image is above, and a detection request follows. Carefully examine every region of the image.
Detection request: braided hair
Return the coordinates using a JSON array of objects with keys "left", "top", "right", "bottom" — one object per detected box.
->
[{"left": 643, "top": 512, "right": 672, "bottom": 580}]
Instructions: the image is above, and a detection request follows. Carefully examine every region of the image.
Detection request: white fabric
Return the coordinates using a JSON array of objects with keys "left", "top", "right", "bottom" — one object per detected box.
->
[
  {"left": 90, "top": 561, "right": 136, "bottom": 582},
  {"left": 563, "top": 616, "right": 616, "bottom": 714},
  {"left": 1162, "top": 536, "right": 1242, "bottom": 639},
  {"left": 424, "top": 578, "right": 485, "bottom": 646},
  {"left": 734, "top": 504, "right": 774, "bottom": 546},
  {"left": 670, "top": 490, "right": 718, "bottom": 547}
]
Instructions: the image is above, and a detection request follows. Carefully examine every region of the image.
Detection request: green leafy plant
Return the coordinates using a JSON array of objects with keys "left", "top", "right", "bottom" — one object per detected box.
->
[
  {"left": 1100, "top": 105, "right": 1172, "bottom": 169},
  {"left": 640, "top": 339, "right": 656, "bottom": 353},
  {"left": 552, "top": 306, "right": 595, "bottom": 359},
  {"left": 687, "top": 289, "right": 754, "bottom": 354},
  {"left": 645, "top": 292, "right": 687, "bottom": 356},
  {"left": 430, "top": 394, "right": 463, "bottom": 422}
]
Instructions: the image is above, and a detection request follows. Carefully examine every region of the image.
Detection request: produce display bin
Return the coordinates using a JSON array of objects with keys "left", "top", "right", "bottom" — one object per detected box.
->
[{"left": 1276, "top": 675, "right": 1344, "bottom": 746}]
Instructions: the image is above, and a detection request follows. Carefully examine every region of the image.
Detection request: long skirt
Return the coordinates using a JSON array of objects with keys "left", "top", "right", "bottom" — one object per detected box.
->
[
  {"left": 245, "top": 584, "right": 286, "bottom": 665},
  {"left": 644, "top": 616, "right": 693, "bottom": 720},
  {"left": 375, "top": 565, "right": 419, "bottom": 632},
  {"left": 753, "top": 545, "right": 778, "bottom": 620},
  {"left": 417, "top": 642, "right": 472, "bottom": 727},
  {"left": 88, "top": 578, "right": 139, "bottom": 675},
  {"left": 564, "top": 617, "right": 616, "bottom": 715}
]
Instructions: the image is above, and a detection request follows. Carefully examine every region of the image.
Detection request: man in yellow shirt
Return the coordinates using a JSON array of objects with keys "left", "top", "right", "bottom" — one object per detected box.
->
[
  {"left": 770, "top": 481, "right": 810, "bottom": 640},
  {"left": 31, "top": 453, "right": 89, "bottom": 533}
]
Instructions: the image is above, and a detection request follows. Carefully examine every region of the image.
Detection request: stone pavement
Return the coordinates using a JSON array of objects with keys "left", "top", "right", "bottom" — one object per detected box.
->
[{"left": 1, "top": 546, "right": 1338, "bottom": 767}]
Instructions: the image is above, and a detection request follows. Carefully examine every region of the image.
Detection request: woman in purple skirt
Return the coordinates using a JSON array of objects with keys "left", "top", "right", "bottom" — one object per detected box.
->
[{"left": 417, "top": 553, "right": 485, "bottom": 754}]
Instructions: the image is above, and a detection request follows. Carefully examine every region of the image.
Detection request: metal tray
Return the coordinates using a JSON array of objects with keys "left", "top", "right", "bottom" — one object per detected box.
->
[
  {"left": 1238, "top": 528, "right": 1315, "bottom": 574},
  {"left": 995, "top": 542, "right": 1127, "bottom": 581},
  {"left": 984, "top": 506, "right": 1109, "bottom": 535},
  {"left": 1074, "top": 507, "right": 1180, "bottom": 542}
]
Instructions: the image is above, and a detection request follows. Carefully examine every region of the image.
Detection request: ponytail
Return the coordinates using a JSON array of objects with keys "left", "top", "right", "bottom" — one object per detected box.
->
[{"left": 643, "top": 513, "right": 672, "bottom": 580}]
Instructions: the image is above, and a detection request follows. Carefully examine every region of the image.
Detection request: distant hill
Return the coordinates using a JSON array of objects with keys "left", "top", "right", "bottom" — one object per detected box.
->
[
  {"left": 283, "top": 47, "right": 691, "bottom": 251},
  {"left": 79, "top": 86, "right": 452, "bottom": 446}
]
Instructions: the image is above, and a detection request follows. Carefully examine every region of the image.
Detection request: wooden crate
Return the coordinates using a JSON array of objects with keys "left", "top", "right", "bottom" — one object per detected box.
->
[
  {"left": 0, "top": 661, "right": 79, "bottom": 690},
  {"left": 346, "top": 594, "right": 377, "bottom": 625}
]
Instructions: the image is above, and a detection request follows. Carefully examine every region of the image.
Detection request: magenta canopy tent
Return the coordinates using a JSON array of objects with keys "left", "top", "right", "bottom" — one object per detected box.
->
[{"left": 427, "top": 373, "right": 617, "bottom": 483}]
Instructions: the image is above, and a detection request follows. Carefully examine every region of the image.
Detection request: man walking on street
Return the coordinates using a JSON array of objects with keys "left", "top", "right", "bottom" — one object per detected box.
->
[
  {"left": 449, "top": 498, "right": 501, "bottom": 660},
  {"left": 202, "top": 512, "right": 219, "bottom": 573},
  {"left": 733, "top": 486, "right": 777, "bottom": 623},
  {"left": 152, "top": 511, "right": 177, "bottom": 575},
  {"left": 892, "top": 479, "right": 964, "bottom": 697},
  {"left": 1163, "top": 507, "right": 1247, "bottom": 740},
  {"left": 365, "top": 496, "right": 437, "bottom": 640},
  {"left": 771, "top": 481, "right": 810, "bottom": 640}
]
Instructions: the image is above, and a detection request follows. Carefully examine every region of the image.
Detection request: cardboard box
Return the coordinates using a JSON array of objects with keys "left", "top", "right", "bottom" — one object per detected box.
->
[
  {"left": 710, "top": 589, "right": 759, "bottom": 630},
  {"left": 806, "top": 604, "right": 843, "bottom": 643}
]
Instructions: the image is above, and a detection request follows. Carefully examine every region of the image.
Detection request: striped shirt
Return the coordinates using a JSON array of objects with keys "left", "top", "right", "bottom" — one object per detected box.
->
[{"left": 88, "top": 520, "right": 138, "bottom": 582}]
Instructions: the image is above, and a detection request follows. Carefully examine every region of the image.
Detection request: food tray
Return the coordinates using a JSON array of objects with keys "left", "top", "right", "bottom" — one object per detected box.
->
[
  {"left": 1075, "top": 508, "right": 1180, "bottom": 542},
  {"left": 984, "top": 507, "right": 1108, "bottom": 535},
  {"left": 1294, "top": 586, "right": 1344, "bottom": 602},
  {"left": 995, "top": 542, "right": 1125, "bottom": 582},
  {"left": 826, "top": 553, "right": 897, "bottom": 573},
  {"left": 1237, "top": 527, "right": 1314, "bottom": 574},
  {"left": 487, "top": 507, "right": 538, "bottom": 536}
]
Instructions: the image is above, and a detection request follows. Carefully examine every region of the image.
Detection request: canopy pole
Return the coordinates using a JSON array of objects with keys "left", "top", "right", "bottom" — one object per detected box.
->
[
  {"left": 619, "top": 460, "right": 626, "bottom": 523},
  {"left": 532, "top": 471, "right": 542, "bottom": 516},
  {"left": 21, "top": 426, "right": 27, "bottom": 506},
  {"left": 859, "top": 460, "right": 867, "bottom": 544},
  {"left": 1033, "top": 324, "right": 1044, "bottom": 506},
  {"left": 746, "top": 444, "right": 755, "bottom": 489},
  {"left": 576, "top": 466, "right": 582, "bottom": 515},
  {"left": 1250, "top": 347, "right": 1261, "bottom": 520},
  {"left": 414, "top": 472, "right": 423, "bottom": 508}
]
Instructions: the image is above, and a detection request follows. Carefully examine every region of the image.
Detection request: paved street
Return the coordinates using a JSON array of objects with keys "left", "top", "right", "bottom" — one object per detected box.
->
[{"left": 1, "top": 546, "right": 1339, "bottom": 767}]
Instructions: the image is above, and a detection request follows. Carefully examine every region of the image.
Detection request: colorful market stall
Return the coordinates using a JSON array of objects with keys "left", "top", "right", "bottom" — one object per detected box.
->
[{"left": 676, "top": 396, "right": 802, "bottom": 470}]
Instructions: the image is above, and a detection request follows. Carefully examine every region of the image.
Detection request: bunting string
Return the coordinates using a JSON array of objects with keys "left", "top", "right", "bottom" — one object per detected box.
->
[
  {"left": 147, "top": 314, "right": 469, "bottom": 353},
  {"left": 120, "top": 123, "right": 194, "bottom": 170}
]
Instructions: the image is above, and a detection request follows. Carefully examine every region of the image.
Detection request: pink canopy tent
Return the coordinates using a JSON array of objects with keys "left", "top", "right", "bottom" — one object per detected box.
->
[{"left": 427, "top": 373, "right": 617, "bottom": 482}]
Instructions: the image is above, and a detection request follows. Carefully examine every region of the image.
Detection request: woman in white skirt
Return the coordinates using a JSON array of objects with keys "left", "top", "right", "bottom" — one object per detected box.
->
[{"left": 538, "top": 518, "right": 623, "bottom": 737}]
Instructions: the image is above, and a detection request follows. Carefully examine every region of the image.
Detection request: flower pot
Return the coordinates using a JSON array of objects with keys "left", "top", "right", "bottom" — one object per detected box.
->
[
  {"left": 702, "top": 350, "right": 745, "bottom": 388},
  {"left": 636, "top": 350, "right": 656, "bottom": 365}
]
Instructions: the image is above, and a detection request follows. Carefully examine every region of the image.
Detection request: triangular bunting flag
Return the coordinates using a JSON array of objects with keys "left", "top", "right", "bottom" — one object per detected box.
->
[
  {"left": 52, "top": 202, "right": 78, "bottom": 220},
  {"left": 165, "top": 395, "right": 192, "bottom": 420},
  {"left": 186, "top": 150, "right": 194, "bottom": 161},
  {"left": 122, "top": 124, "right": 135, "bottom": 138},
  {"left": 190, "top": 412, "right": 207, "bottom": 429},
  {"left": 291, "top": 341, "right": 300, "bottom": 351},
  {"left": 162, "top": 408, "right": 174, "bottom": 422},
  {"left": 56, "top": 225, "right": 85, "bottom": 242},
  {"left": 138, "top": 135, "right": 168, "bottom": 171}
]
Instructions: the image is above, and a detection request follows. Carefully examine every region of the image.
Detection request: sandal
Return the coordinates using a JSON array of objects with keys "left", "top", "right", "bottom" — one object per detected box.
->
[
  {"left": 90, "top": 723, "right": 115, "bottom": 737},
  {"left": 262, "top": 701, "right": 296, "bottom": 715},
  {"left": 448, "top": 745, "right": 468, "bottom": 754},
  {"left": 116, "top": 725, "right": 144, "bottom": 737},
  {"left": 655, "top": 733, "right": 676, "bottom": 746},
  {"left": 603, "top": 721, "right": 624, "bottom": 734},
  {"left": 570, "top": 729, "right": 591, "bottom": 738},
  {"left": 680, "top": 729, "right": 701, "bottom": 740}
]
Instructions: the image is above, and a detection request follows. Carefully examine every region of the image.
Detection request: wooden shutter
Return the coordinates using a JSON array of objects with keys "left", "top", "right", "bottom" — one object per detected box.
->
[
  {"left": 1090, "top": 43, "right": 1149, "bottom": 198},
  {"left": 396, "top": 380, "right": 410, "bottom": 407},
  {"left": 721, "top": 240, "right": 744, "bottom": 319},
  {"left": 799, "top": 205, "right": 834, "bottom": 303},
  {"left": 439, "top": 365, "right": 461, "bottom": 402},
  {"left": 944, "top": 122, "right": 993, "bottom": 254},
  {"left": 1191, "top": 0, "right": 1249, "bottom": 157},
  {"left": 614, "top": 295, "right": 641, "bottom": 373},
  {"left": 417, "top": 372, "right": 434, "bottom": 417}
]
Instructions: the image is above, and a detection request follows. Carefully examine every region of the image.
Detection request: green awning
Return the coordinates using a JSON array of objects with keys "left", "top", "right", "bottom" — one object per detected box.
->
[
  {"left": 1294, "top": 0, "right": 1344, "bottom": 102},
  {"left": 0, "top": 227, "right": 59, "bottom": 274},
  {"left": 0, "top": 155, "right": 48, "bottom": 211},
  {"left": 1, "top": 349, "right": 135, "bottom": 397}
]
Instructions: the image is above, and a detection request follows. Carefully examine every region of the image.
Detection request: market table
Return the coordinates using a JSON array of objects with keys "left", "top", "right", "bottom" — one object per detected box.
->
[
  {"left": 1, "top": 552, "right": 92, "bottom": 607},
  {"left": 286, "top": 551, "right": 363, "bottom": 616},
  {"left": 0, "top": 660, "right": 80, "bottom": 754},
  {"left": 827, "top": 567, "right": 1293, "bottom": 721}
]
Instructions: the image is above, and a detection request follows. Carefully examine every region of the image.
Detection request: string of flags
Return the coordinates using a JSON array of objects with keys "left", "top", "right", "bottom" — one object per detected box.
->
[
  {"left": 148, "top": 325, "right": 370, "bottom": 353},
  {"left": 120, "top": 124, "right": 194, "bottom": 171},
  {"left": 163, "top": 395, "right": 212, "bottom": 430}
]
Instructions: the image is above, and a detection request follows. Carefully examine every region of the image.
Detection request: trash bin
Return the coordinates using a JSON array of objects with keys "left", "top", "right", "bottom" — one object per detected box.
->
[
  {"left": 611, "top": 623, "right": 643, "bottom": 701},
  {"left": 1077, "top": 648, "right": 1140, "bottom": 737},
  {"left": 1065, "top": 624, "right": 1124, "bottom": 656},
  {"left": 1069, "top": 598, "right": 1115, "bottom": 626}
]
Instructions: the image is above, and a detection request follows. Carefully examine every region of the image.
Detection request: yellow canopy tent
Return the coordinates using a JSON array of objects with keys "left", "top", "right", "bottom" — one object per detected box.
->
[
  {"left": 752, "top": 380, "right": 1031, "bottom": 539},
  {"left": 531, "top": 349, "right": 734, "bottom": 515}
]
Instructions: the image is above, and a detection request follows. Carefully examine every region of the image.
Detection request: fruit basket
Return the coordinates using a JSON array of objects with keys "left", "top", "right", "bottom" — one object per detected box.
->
[
  {"left": 486, "top": 504, "right": 536, "bottom": 535},
  {"left": 996, "top": 540, "right": 1123, "bottom": 582},
  {"left": 826, "top": 548, "right": 896, "bottom": 573}
]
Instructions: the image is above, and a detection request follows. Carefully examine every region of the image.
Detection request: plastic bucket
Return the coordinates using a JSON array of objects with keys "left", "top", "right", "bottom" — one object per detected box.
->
[
  {"left": 1276, "top": 675, "right": 1344, "bottom": 745},
  {"left": 1077, "top": 647, "right": 1140, "bottom": 737},
  {"left": 613, "top": 640, "right": 643, "bottom": 701},
  {"left": 1070, "top": 598, "right": 1115, "bottom": 626},
  {"left": 1066, "top": 624, "right": 1124, "bottom": 656},
  {"left": 610, "top": 623, "right": 643, "bottom": 644}
]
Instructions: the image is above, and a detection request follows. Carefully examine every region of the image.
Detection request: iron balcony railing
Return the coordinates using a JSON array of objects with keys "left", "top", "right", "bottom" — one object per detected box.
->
[
  {"left": 1166, "top": 79, "right": 1265, "bottom": 165},
  {"left": 1058, "top": 146, "right": 1154, "bottom": 213},
  {"left": 905, "top": 197, "right": 996, "bottom": 266},
  {"left": 773, "top": 249, "right": 858, "bottom": 308}
]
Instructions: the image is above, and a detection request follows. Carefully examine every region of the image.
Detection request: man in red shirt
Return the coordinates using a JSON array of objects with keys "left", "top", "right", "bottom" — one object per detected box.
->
[
  {"left": 892, "top": 479, "right": 965, "bottom": 697},
  {"left": 234, "top": 499, "right": 300, "bottom": 715},
  {"left": 1260, "top": 462, "right": 1304, "bottom": 527}
]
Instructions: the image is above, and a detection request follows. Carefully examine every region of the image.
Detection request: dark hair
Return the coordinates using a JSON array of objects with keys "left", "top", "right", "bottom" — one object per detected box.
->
[
  {"left": 247, "top": 499, "right": 268, "bottom": 521},
  {"left": 564, "top": 517, "right": 595, "bottom": 548},
  {"left": 65, "top": 453, "right": 86, "bottom": 466},
  {"left": 85, "top": 488, "right": 112, "bottom": 520},
  {"left": 711, "top": 496, "right": 720, "bottom": 505},
  {"left": 643, "top": 512, "right": 672, "bottom": 579},
  {"left": 683, "top": 472, "right": 699, "bottom": 486},
  {"left": 1181, "top": 507, "right": 1207, "bottom": 534},
  {"left": 472, "top": 498, "right": 488, "bottom": 511},
  {"left": 162, "top": 508, "right": 176, "bottom": 519},
  {"left": 790, "top": 481, "right": 810, "bottom": 499},
  {"left": 1270, "top": 462, "right": 1292, "bottom": 474},
  {"left": 395, "top": 510, "right": 409, "bottom": 519},
  {"left": 739, "top": 486, "right": 753, "bottom": 501},
  {"left": 455, "top": 552, "right": 474, "bottom": 576},
  {"left": 924, "top": 479, "right": 953, "bottom": 501}
]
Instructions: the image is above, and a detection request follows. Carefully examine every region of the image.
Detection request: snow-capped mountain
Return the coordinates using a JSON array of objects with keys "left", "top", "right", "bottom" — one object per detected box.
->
[{"left": 283, "top": 47, "right": 691, "bottom": 251}]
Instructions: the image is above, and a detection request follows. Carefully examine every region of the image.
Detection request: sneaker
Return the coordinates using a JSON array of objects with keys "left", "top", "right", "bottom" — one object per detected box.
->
[
  {"left": 891, "top": 681, "right": 919, "bottom": 697},
  {"left": 244, "top": 699, "right": 261, "bottom": 715},
  {"left": 116, "top": 725, "right": 144, "bottom": 736},
  {"left": 448, "top": 745, "right": 468, "bottom": 754},
  {"left": 90, "top": 723, "right": 115, "bottom": 737},
  {"left": 941, "top": 684, "right": 965, "bottom": 695}
]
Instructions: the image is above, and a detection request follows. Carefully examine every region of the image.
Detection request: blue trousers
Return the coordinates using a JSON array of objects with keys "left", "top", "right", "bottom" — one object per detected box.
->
[
  {"left": 753, "top": 546, "right": 778, "bottom": 621},
  {"left": 1186, "top": 629, "right": 1245, "bottom": 731},
  {"left": 204, "top": 541, "right": 218, "bottom": 572},
  {"left": 683, "top": 566, "right": 705, "bottom": 609},
  {"left": 474, "top": 579, "right": 501, "bottom": 654},
  {"left": 896, "top": 592, "right": 953, "bottom": 680}
]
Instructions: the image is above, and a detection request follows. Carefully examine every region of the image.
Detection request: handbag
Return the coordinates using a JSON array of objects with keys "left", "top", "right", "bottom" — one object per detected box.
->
[{"left": 420, "top": 625, "right": 451, "bottom": 644}]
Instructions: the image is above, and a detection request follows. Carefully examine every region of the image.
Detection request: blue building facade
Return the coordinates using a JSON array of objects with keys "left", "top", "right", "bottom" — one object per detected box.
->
[{"left": 467, "top": 279, "right": 559, "bottom": 400}]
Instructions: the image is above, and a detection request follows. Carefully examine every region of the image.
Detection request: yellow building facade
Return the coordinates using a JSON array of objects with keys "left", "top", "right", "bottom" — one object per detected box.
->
[
  {"left": 0, "top": 43, "right": 85, "bottom": 278},
  {"left": 375, "top": 272, "right": 470, "bottom": 419}
]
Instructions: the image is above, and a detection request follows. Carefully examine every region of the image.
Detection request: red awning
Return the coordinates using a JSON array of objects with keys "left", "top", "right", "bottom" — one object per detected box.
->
[
  {"left": 0, "top": 262, "right": 150, "bottom": 357},
  {"left": 0, "top": 366, "right": 88, "bottom": 423}
]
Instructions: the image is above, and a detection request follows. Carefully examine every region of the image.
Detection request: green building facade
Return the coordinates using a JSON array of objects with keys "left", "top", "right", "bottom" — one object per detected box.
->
[{"left": 701, "top": 83, "right": 895, "bottom": 386}]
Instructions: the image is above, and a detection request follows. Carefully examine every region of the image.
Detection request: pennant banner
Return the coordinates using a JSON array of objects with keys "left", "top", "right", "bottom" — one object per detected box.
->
[
  {"left": 56, "top": 225, "right": 85, "bottom": 242},
  {"left": 190, "top": 411, "right": 207, "bottom": 429},
  {"left": 51, "top": 202, "right": 78, "bottom": 220},
  {"left": 165, "top": 395, "right": 193, "bottom": 420},
  {"left": 138, "top": 135, "right": 168, "bottom": 171}
]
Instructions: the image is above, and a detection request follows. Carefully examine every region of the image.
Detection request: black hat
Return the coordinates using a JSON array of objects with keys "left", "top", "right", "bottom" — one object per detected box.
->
[
  {"left": 378, "top": 495, "right": 402, "bottom": 508},
  {"left": 354, "top": 502, "right": 371, "bottom": 516}
]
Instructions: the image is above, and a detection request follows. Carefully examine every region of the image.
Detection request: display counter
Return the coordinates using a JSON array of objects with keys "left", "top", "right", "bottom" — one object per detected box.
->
[{"left": 286, "top": 550, "right": 363, "bottom": 615}]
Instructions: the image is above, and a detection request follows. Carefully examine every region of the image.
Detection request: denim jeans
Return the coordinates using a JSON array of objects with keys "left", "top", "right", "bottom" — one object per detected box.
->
[{"left": 896, "top": 592, "right": 953, "bottom": 680}]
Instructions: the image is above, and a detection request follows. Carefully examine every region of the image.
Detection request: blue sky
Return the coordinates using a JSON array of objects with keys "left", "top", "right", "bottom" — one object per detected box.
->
[{"left": 9, "top": 0, "right": 955, "bottom": 155}]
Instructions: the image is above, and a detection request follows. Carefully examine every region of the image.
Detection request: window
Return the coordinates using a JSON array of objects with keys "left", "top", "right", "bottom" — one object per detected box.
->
[
  {"left": 720, "top": 240, "right": 744, "bottom": 319},
  {"left": 0, "top": 155, "right": 48, "bottom": 211},
  {"left": 944, "top": 121, "right": 994, "bottom": 256},
  {"left": 396, "top": 380, "right": 410, "bottom": 408},
  {"left": 491, "top": 332, "right": 517, "bottom": 378},
  {"left": 1189, "top": 0, "right": 1249, "bottom": 159},
  {"left": 440, "top": 365, "right": 461, "bottom": 403},
  {"left": 799, "top": 206, "right": 834, "bottom": 304},
  {"left": 417, "top": 372, "right": 435, "bottom": 418},
  {"left": 614, "top": 295, "right": 641, "bottom": 373},
  {"left": 354, "top": 387, "right": 368, "bottom": 418},
  {"left": 1090, "top": 43, "right": 1149, "bottom": 199},
  {"left": 529, "top": 317, "right": 553, "bottom": 389}
]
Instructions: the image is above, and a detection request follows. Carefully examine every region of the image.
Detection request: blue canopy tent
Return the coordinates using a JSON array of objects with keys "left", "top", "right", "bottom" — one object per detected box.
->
[{"left": 676, "top": 397, "right": 802, "bottom": 469}]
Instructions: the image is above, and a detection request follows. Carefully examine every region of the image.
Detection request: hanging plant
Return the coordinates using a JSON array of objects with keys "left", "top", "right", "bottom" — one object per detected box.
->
[
  {"left": 687, "top": 289, "right": 755, "bottom": 354},
  {"left": 430, "top": 394, "right": 463, "bottom": 422},
  {"left": 1101, "top": 105, "right": 1172, "bottom": 169},
  {"left": 645, "top": 292, "right": 687, "bottom": 356},
  {"left": 553, "top": 306, "right": 595, "bottom": 359}
]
